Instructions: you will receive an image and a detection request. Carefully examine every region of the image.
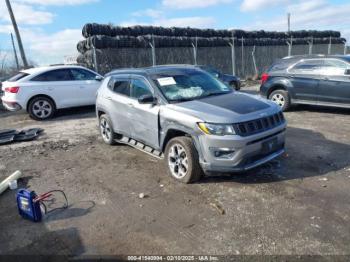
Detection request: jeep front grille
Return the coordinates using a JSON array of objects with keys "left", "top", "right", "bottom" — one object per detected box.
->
[{"left": 233, "top": 112, "right": 285, "bottom": 137}]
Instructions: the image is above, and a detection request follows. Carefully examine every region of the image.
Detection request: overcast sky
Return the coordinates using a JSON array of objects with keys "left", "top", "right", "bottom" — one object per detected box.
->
[{"left": 0, "top": 0, "right": 349, "bottom": 65}]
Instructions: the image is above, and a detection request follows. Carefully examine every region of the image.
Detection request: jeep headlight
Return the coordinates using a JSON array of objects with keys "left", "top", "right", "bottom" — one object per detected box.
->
[{"left": 198, "top": 123, "right": 236, "bottom": 136}]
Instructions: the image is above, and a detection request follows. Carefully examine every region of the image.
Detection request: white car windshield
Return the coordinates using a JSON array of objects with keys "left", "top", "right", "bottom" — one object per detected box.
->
[{"left": 151, "top": 69, "right": 232, "bottom": 102}]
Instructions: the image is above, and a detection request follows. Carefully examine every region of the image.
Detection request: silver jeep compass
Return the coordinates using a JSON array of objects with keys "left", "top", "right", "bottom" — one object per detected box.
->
[{"left": 96, "top": 65, "right": 287, "bottom": 183}]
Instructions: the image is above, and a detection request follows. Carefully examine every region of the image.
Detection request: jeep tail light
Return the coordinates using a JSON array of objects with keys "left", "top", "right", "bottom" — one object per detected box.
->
[
  {"left": 5, "top": 86, "right": 20, "bottom": 93},
  {"left": 261, "top": 73, "right": 269, "bottom": 85}
]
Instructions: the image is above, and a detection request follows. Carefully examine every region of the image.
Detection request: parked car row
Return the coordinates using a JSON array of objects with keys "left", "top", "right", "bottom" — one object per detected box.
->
[
  {"left": 0, "top": 63, "right": 284, "bottom": 183},
  {"left": 1, "top": 55, "right": 349, "bottom": 183}
]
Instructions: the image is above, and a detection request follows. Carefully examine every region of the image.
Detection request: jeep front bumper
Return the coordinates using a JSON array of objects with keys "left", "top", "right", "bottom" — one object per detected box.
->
[{"left": 197, "top": 125, "right": 286, "bottom": 173}]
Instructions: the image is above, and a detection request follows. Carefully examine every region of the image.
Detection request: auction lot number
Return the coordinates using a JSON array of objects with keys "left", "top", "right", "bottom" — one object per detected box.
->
[{"left": 128, "top": 256, "right": 218, "bottom": 261}]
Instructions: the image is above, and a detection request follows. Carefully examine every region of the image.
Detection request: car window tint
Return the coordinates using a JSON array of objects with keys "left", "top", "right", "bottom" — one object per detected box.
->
[
  {"left": 322, "top": 59, "right": 350, "bottom": 76},
  {"left": 32, "top": 69, "right": 73, "bottom": 81},
  {"left": 111, "top": 80, "right": 130, "bottom": 96},
  {"left": 268, "top": 60, "right": 295, "bottom": 71},
  {"left": 290, "top": 59, "right": 324, "bottom": 74},
  {"left": 8, "top": 72, "right": 29, "bottom": 82},
  {"left": 202, "top": 67, "right": 220, "bottom": 77},
  {"left": 323, "top": 59, "right": 350, "bottom": 69},
  {"left": 131, "top": 79, "right": 152, "bottom": 99},
  {"left": 71, "top": 69, "right": 97, "bottom": 80}
]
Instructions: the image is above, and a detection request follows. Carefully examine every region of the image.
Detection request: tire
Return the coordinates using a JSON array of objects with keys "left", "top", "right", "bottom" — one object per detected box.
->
[
  {"left": 230, "top": 81, "right": 240, "bottom": 91},
  {"left": 164, "top": 136, "right": 203, "bottom": 184},
  {"left": 28, "top": 96, "right": 55, "bottom": 121},
  {"left": 99, "top": 114, "right": 116, "bottom": 145},
  {"left": 268, "top": 89, "right": 291, "bottom": 111}
]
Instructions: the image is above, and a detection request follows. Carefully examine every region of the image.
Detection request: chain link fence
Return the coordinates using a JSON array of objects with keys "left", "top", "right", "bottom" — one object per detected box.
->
[
  {"left": 78, "top": 42, "right": 346, "bottom": 78},
  {"left": 77, "top": 24, "right": 347, "bottom": 78}
]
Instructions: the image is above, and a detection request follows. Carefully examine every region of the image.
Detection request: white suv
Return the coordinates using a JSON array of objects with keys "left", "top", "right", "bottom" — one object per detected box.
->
[{"left": 1, "top": 65, "right": 103, "bottom": 120}]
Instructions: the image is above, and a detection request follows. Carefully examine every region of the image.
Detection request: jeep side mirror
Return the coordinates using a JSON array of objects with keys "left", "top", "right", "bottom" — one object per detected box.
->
[
  {"left": 95, "top": 75, "right": 103, "bottom": 81},
  {"left": 345, "top": 69, "right": 350, "bottom": 75},
  {"left": 138, "top": 94, "right": 157, "bottom": 104}
]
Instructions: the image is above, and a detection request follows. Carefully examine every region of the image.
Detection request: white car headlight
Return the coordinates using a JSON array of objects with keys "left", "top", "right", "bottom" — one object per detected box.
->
[{"left": 198, "top": 123, "right": 236, "bottom": 136}]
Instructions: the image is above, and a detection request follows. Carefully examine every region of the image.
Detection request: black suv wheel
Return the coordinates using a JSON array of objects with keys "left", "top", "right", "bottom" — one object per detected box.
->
[{"left": 268, "top": 90, "right": 291, "bottom": 111}]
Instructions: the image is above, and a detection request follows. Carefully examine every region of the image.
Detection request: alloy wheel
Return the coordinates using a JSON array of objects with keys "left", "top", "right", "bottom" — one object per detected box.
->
[
  {"left": 100, "top": 118, "right": 112, "bottom": 142},
  {"left": 32, "top": 100, "right": 53, "bottom": 119},
  {"left": 168, "top": 143, "right": 189, "bottom": 179}
]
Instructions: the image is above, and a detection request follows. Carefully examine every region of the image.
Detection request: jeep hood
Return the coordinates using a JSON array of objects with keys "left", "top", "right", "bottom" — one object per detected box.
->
[{"left": 167, "top": 92, "right": 277, "bottom": 123}]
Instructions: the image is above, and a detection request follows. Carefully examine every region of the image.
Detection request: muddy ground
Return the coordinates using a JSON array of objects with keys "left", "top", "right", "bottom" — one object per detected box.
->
[{"left": 0, "top": 89, "right": 350, "bottom": 258}]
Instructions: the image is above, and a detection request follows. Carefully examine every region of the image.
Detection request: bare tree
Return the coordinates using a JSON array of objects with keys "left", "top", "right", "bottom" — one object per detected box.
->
[
  {"left": 0, "top": 47, "right": 19, "bottom": 78},
  {"left": 0, "top": 49, "right": 9, "bottom": 77}
]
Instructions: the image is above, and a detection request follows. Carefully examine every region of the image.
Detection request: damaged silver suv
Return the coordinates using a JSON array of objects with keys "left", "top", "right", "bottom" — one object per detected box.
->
[{"left": 96, "top": 65, "right": 286, "bottom": 183}]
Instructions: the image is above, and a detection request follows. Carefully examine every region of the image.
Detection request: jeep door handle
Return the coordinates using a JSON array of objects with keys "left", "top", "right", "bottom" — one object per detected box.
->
[
  {"left": 127, "top": 103, "right": 135, "bottom": 107},
  {"left": 106, "top": 97, "right": 112, "bottom": 100}
]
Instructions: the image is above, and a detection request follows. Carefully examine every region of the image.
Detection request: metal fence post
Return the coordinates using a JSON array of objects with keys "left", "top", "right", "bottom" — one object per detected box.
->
[
  {"left": 344, "top": 42, "right": 347, "bottom": 55},
  {"left": 149, "top": 35, "right": 156, "bottom": 66},
  {"left": 241, "top": 37, "right": 244, "bottom": 77},
  {"left": 308, "top": 37, "right": 313, "bottom": 55},
  {"left": 228, "top": 37, "right": 236, "bottom": 76},
  {"left": 192, "top": 36, "right": 197, "bottom": 65},
  {"left": 92, "top": 45, "right": 98, "bottom": 73},
  {"left": 252, "top": 45, "right": 258, "bottom": 76},
  {"left": 328, "top": 36, "right": 332, "bottom": 55},
  {"left": 287, "top": 36, "right": 293, "bottom": 57}
]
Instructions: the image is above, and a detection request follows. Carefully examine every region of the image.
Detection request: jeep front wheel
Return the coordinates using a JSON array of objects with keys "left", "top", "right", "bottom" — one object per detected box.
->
[{"left": 164, "top": 136, "right": 203, "bottom": 183}]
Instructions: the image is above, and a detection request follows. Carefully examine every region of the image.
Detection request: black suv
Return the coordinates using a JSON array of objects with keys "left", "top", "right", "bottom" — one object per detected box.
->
[
  {"left": 260, "top": 55, "right": 350, "bottom": 111},
  {"left": 197, "top": 65, "right": 241, "bottom": 90}
]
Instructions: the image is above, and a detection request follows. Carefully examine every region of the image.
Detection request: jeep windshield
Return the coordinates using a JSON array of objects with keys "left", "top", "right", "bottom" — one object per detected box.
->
[{"left": 150, "top": 69, "right": 232, "bottom": 102}]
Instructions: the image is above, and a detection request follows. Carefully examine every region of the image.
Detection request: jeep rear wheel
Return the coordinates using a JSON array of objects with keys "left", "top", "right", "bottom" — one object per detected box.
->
[
  {"left": 165, "top": 136, "right": 203, "bottom": 183},
  {"left": 269, "top": 90, "right": 291, "bottom": 111}
]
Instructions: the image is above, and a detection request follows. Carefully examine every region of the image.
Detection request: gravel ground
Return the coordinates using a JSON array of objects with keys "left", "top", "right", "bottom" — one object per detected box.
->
[{"left": 0, "top": 90, "right": 350, "bottom": 258}]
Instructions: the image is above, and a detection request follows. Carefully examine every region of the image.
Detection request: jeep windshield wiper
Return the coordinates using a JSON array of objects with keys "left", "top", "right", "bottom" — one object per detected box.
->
[
  {"left": 169, "top": 97, "right": 198, "bottom": 103},
  {"left": 200, "top": 90, "right": 231, "bottom": 99}
]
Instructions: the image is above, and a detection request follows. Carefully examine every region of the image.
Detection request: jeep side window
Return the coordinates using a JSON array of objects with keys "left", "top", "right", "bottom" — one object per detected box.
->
[
  {"left": 109, "top": 79, "right": 130, "bottom": 96},
  {"left": 130, "top": 79, "right": 153, "bottom": 99}
]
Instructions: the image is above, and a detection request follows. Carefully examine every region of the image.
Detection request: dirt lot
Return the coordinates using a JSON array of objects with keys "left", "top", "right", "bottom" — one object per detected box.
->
[{"left": 0, "top": 90, "right": 350, "bottom": 258}]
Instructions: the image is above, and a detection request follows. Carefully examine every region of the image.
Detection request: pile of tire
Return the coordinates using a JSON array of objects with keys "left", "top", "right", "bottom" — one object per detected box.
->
[
  {"left": 78, "top": 23, "right": 345, "bottom": 53},
  {"left": 77, "top": 35, "right": 346, "bottom": 53},
  {"left": 82, "top": 23, "right": 342, "bottom": 39}
]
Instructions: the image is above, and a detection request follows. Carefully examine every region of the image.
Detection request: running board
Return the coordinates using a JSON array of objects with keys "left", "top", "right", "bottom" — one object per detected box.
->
[{"left": 115, "top": 136, "right": 164, "bottom": 159}]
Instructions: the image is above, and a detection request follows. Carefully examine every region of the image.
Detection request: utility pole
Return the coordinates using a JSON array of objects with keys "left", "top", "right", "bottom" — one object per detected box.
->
[
  {"left": 10, "top": 33, "right": 20, "bottom": 70},
  {"left": 5, "top": 0, "right": 28, "bottom": 68},
  {"left": 287, "top": 13, "right": 291, "bottom": 34}
]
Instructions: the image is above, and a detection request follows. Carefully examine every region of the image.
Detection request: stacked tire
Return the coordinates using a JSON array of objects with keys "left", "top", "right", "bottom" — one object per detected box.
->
[{"left": 77, "top": 23, "right": 345, "bottom": 76}]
